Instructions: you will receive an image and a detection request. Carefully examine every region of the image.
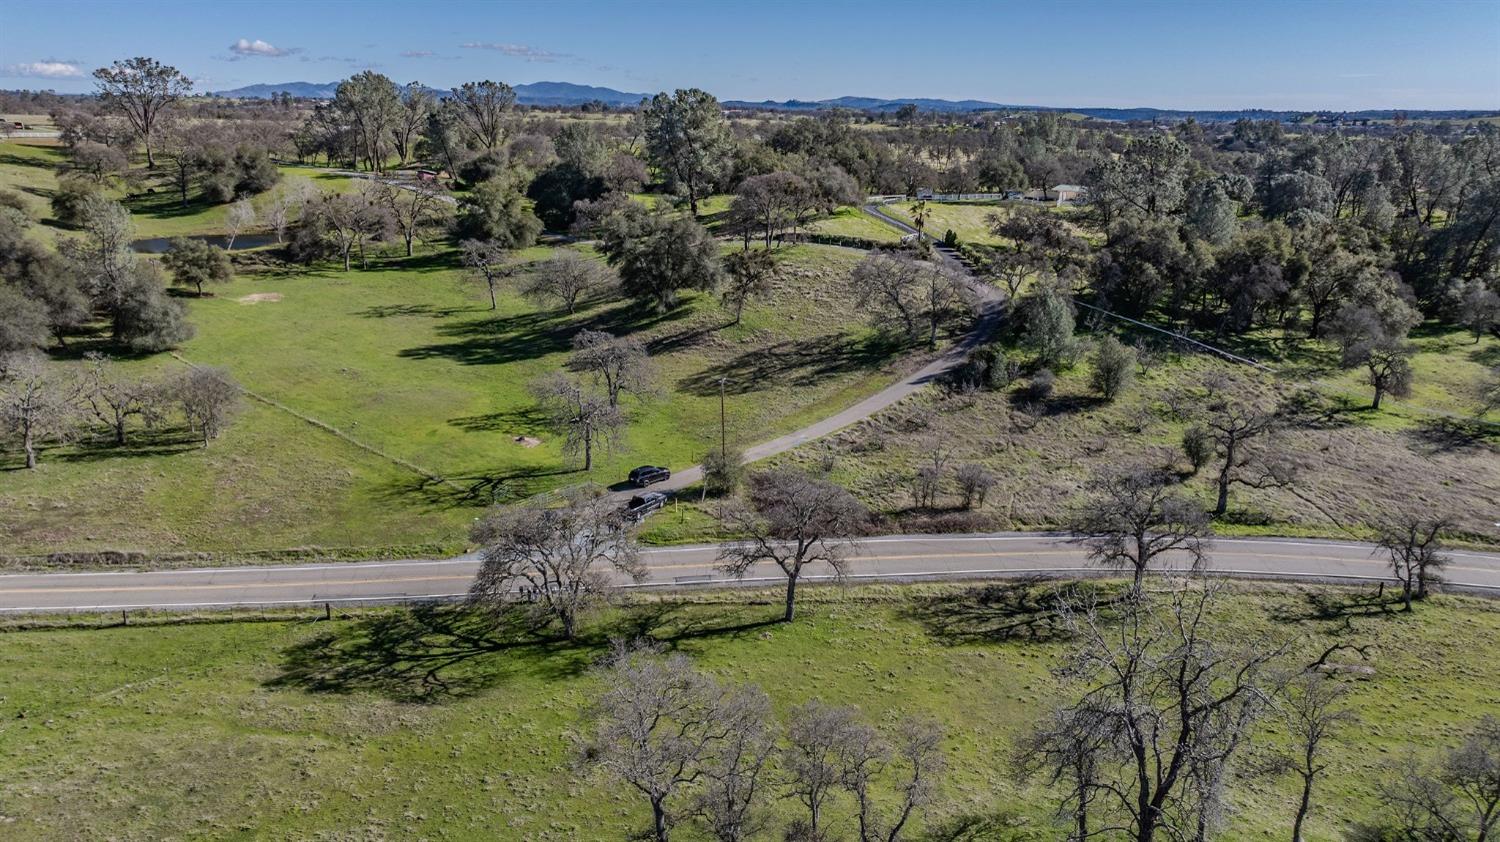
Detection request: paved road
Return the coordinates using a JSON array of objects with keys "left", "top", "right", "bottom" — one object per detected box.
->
[{"left": 2, "top": 534, "right": 1498, "bottom": 612}]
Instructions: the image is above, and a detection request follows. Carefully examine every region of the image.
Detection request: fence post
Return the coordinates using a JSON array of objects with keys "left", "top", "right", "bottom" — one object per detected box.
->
[{"left": 325, "top": 602, "right": 332, "bottom": 621}]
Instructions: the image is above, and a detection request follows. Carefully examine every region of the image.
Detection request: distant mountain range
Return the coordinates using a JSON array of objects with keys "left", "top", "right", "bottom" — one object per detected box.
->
[
  {"left": 213, "top": 80, "right": 649, "bottom": 106},
  {"left": 211, "top": 81, "right": 1497, "bottom": 123},
  {"left": 722, "top": 97, "right": 1500, "bottom": 123}
]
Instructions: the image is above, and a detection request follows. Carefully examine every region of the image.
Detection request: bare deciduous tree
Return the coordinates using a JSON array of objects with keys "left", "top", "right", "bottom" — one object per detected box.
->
[
  {"left": 172, "top": 365, "right": 240, "bottom": 447},
  {"left": 380, "top": 182, "right": 447, "bottom": 257},
  {"left": 1018, "top": 586, "right": 1284, "bottom": 842},
  {"left": 523, "top": 251, "right": 615, "bottom": 314},
  {"left": 692, "top": 686, "right": 776, "bottom": 842},
  {"left": 582, "top": 644, "right": 769, "bottom": 842},
  {"left": 1375, "top": 716, "right": 1500, "bottom": 841},
  {"left": 783, "top": 700, "right": 863, "bottom": 842},
  {"left": 782, "top": 701, "right": 947, "bottom": 842},
  {"left": 531, "top": 372, "right": 625, "bottom": 472},
  {"left": 721, "top": 248, "right": 776, "bottom": 326},
  {"left": 1016, "top": 705, "right": 1109, "bottom": 840},
  {"left": 852, "top": 253, "right": 967, "bottom": 348},
  {"left": 910, "top": 448, "right": 948, "bottom": 509},
  {"left": 448, "top": 80, "right": 516, "bottom": 153},
  {"left": 81, "top": 352, "right": 163, "bottom": 446},
  {"left": 1199, "top": 391, "right": 1295, "bottom": 517},
  {"left": 263, "top": 177, "right": 316, "bottom": 244},
  {"left": 1069, "top": 466, "right": 1211, "bottom": 589},
  {"left": 846, "top": 716, "right": 947, "bottom": 842},
  {"left": 225, "top": 199, "right": 256, "bottom": 251},
  {"left": 954, "top": 463, "right": 997, "bottom": 510},
  {"left": 1358, "top": 340, "right": 1415, "bottom": 410},
  {"left": 468, "top": 487, "right": 644, "bottom": 638},
  {"left": 460, "top": 238, "right": 511, "bottom": 310},
  {"left": 569, "top": 329, "right": 656, "bottom": 408},
  {"left": 718, "top": 468, "right": 868, "bottom": 622},
  {"left": 1373, "top": 514, "right": 1452, "bottom": 610},
  {"left": 0, "top": 352, "right": 75, "bottom": 469},
  {"left": 985, "top": 206, "right": 1087, "bottom": 299},
  {"left": 1271, "top": 671, "right": 1356, "bottom": 842}
]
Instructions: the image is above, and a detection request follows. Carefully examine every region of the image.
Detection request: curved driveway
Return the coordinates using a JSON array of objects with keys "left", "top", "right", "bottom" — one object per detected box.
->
[
  {"left": 613, "top": 204, "right": 1002, "bottom": 499},
  {"left": 2, "top": 534, "right": 1498, "bottom": 612}
]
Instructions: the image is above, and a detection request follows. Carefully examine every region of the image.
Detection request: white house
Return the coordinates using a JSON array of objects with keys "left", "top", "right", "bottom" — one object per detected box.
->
[{"left": 1048, "top": 184, "right": 1089, "bottom": 205}]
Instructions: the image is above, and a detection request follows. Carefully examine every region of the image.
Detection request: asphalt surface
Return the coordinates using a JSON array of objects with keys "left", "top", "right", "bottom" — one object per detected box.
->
[{"left": 2, "top": 534, "right": 1498, "bottom": 612}]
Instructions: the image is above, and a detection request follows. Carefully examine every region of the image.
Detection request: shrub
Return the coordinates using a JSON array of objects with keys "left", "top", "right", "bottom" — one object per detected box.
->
[
  {"left": 955, "top": 463, "right": 997, "bottom": 509},
  {"left": 1018, "top": 281, "right": 1078, "bottom": 369},
  {"left": 1089, "top": 336, "right": 1137, "bottom": 401},
  {"left": 701, "top": 446, "right": 745, "bottom": 498},
  {"left": 1182, "top": 425, "right": 1213, "bottom": 474},
  {"left": 50, "top": 178, "right": 101, "bottom": 227},
  {"left": 1023, "top": 369, "right": 1056, "bottom": 402}
]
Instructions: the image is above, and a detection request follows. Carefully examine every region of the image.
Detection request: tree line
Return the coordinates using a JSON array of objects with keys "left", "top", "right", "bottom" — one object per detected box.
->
[{"left": 0, "top": 352, "right": 239, "bottom": 469}]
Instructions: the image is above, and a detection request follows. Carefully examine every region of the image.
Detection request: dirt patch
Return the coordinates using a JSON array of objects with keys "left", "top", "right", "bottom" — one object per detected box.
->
[
  {"left": 236, "top": 293, "right": 282, "bottom": 305},
  {"left": 514, "top": 436, "right": 542, "bottom": 448}
]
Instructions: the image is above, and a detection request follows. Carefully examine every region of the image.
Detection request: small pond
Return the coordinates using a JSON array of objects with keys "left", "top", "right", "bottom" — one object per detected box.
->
[{"left": 130, "top": 234, "right": 280, "bottom": 254}]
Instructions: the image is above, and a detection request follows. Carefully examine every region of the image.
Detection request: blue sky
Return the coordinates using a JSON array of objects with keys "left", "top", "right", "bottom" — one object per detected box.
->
[{"left": 1, "top": 0, "right": 1497, "bottom": 109}]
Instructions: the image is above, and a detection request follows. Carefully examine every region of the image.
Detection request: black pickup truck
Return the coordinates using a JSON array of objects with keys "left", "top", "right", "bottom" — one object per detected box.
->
[{"left": 624, "top": 491, "right": 668, "bottom": 523}]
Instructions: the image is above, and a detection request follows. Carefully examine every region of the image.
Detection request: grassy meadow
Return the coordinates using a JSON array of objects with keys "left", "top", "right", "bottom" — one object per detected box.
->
[
  {"left": 0, "top": 582, "right": 1495, "bottom": 840},
  {"left": 1, "top": 135, "right": 919, "bottom": 556}
]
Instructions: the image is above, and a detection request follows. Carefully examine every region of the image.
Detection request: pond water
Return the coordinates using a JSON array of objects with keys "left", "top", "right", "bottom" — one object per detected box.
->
[{"left": 130, "top": 234, "right": 280, "bottom": 254}]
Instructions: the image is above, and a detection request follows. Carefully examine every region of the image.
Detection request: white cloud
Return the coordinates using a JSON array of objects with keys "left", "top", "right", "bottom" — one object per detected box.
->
[
  {"left": 1, "top": 60, "right": 84, "bottom": 79},
  {"left": 459, "top": 42, "right": 566, "bottom": 62},
  {"left": 229, "top": 38, "right": 298, "bottom": 58},
  {"left": 401, "top": 50, "right": 436, "bottom": 58}
]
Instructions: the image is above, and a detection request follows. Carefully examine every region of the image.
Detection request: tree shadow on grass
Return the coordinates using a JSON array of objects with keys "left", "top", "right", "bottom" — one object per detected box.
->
[
  {"left": 50, "top": 427, "right": 203, "bottom": 464},
  {"left": 0, "top": 151, "right": 56, "bottom": 170},
  {"left": 1470, "top": 344, "right": 1500, "bottom": 367},
  {"left": 374, "top": 464, "right": 580, "bottom": 510},
  {"left": 677, "top": 332, "right": 906, "bottom": 397},
  {"left": 447, "top": 405, "right": 551, "bottom": 435},
  {"left": 266, "top": 605, "right": 576, "bottom": 704},
  {"left": 17, "top": 184, "right": 55, "bottom": 202},
  {"left": 267, "top": 601, "right": 787, "bottom": 704},
  {"left": 354, "top": 302, "right": 470, "bottom": 319},
  {"left": 396, "top": 299, "right": 695, "bottom": 367},
  {"left": 604, "top": 601, "right": 783, "bottom": 652},
  {"left": 900, "top": 579, "right": 1082, "bottom": 645},
  {"left": 43, "top": 335, "right": 160, "bottom": 363},
  {"left": 122, "top": 192, "right": 219, "bottom": 221},
  {"left": 1266, "top": 586, "right": 1404, "bottom": 624},
  {"left": 1405, "top": 417, "right": 1498, "bottom": 454},
  {"left": 1004, "top": 390, "right": 1106, "bottom": 418}
]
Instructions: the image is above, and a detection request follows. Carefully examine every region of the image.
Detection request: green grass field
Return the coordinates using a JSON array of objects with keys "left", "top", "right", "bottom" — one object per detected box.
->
[
  {"left": 881, "top": 200, "right": 1011, "bottom": 245},
  {"left": 0, "top": 141, "right": 932, "bottom": 557},
  {"left": 805, "top": 206, "right": 905, "bottom": 242},
  {"left": 0, "top": 237, "right": 915, "bottom": 556},
  {"left": 0, "top": 583, "right": 1495, "bottom": 840}
]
